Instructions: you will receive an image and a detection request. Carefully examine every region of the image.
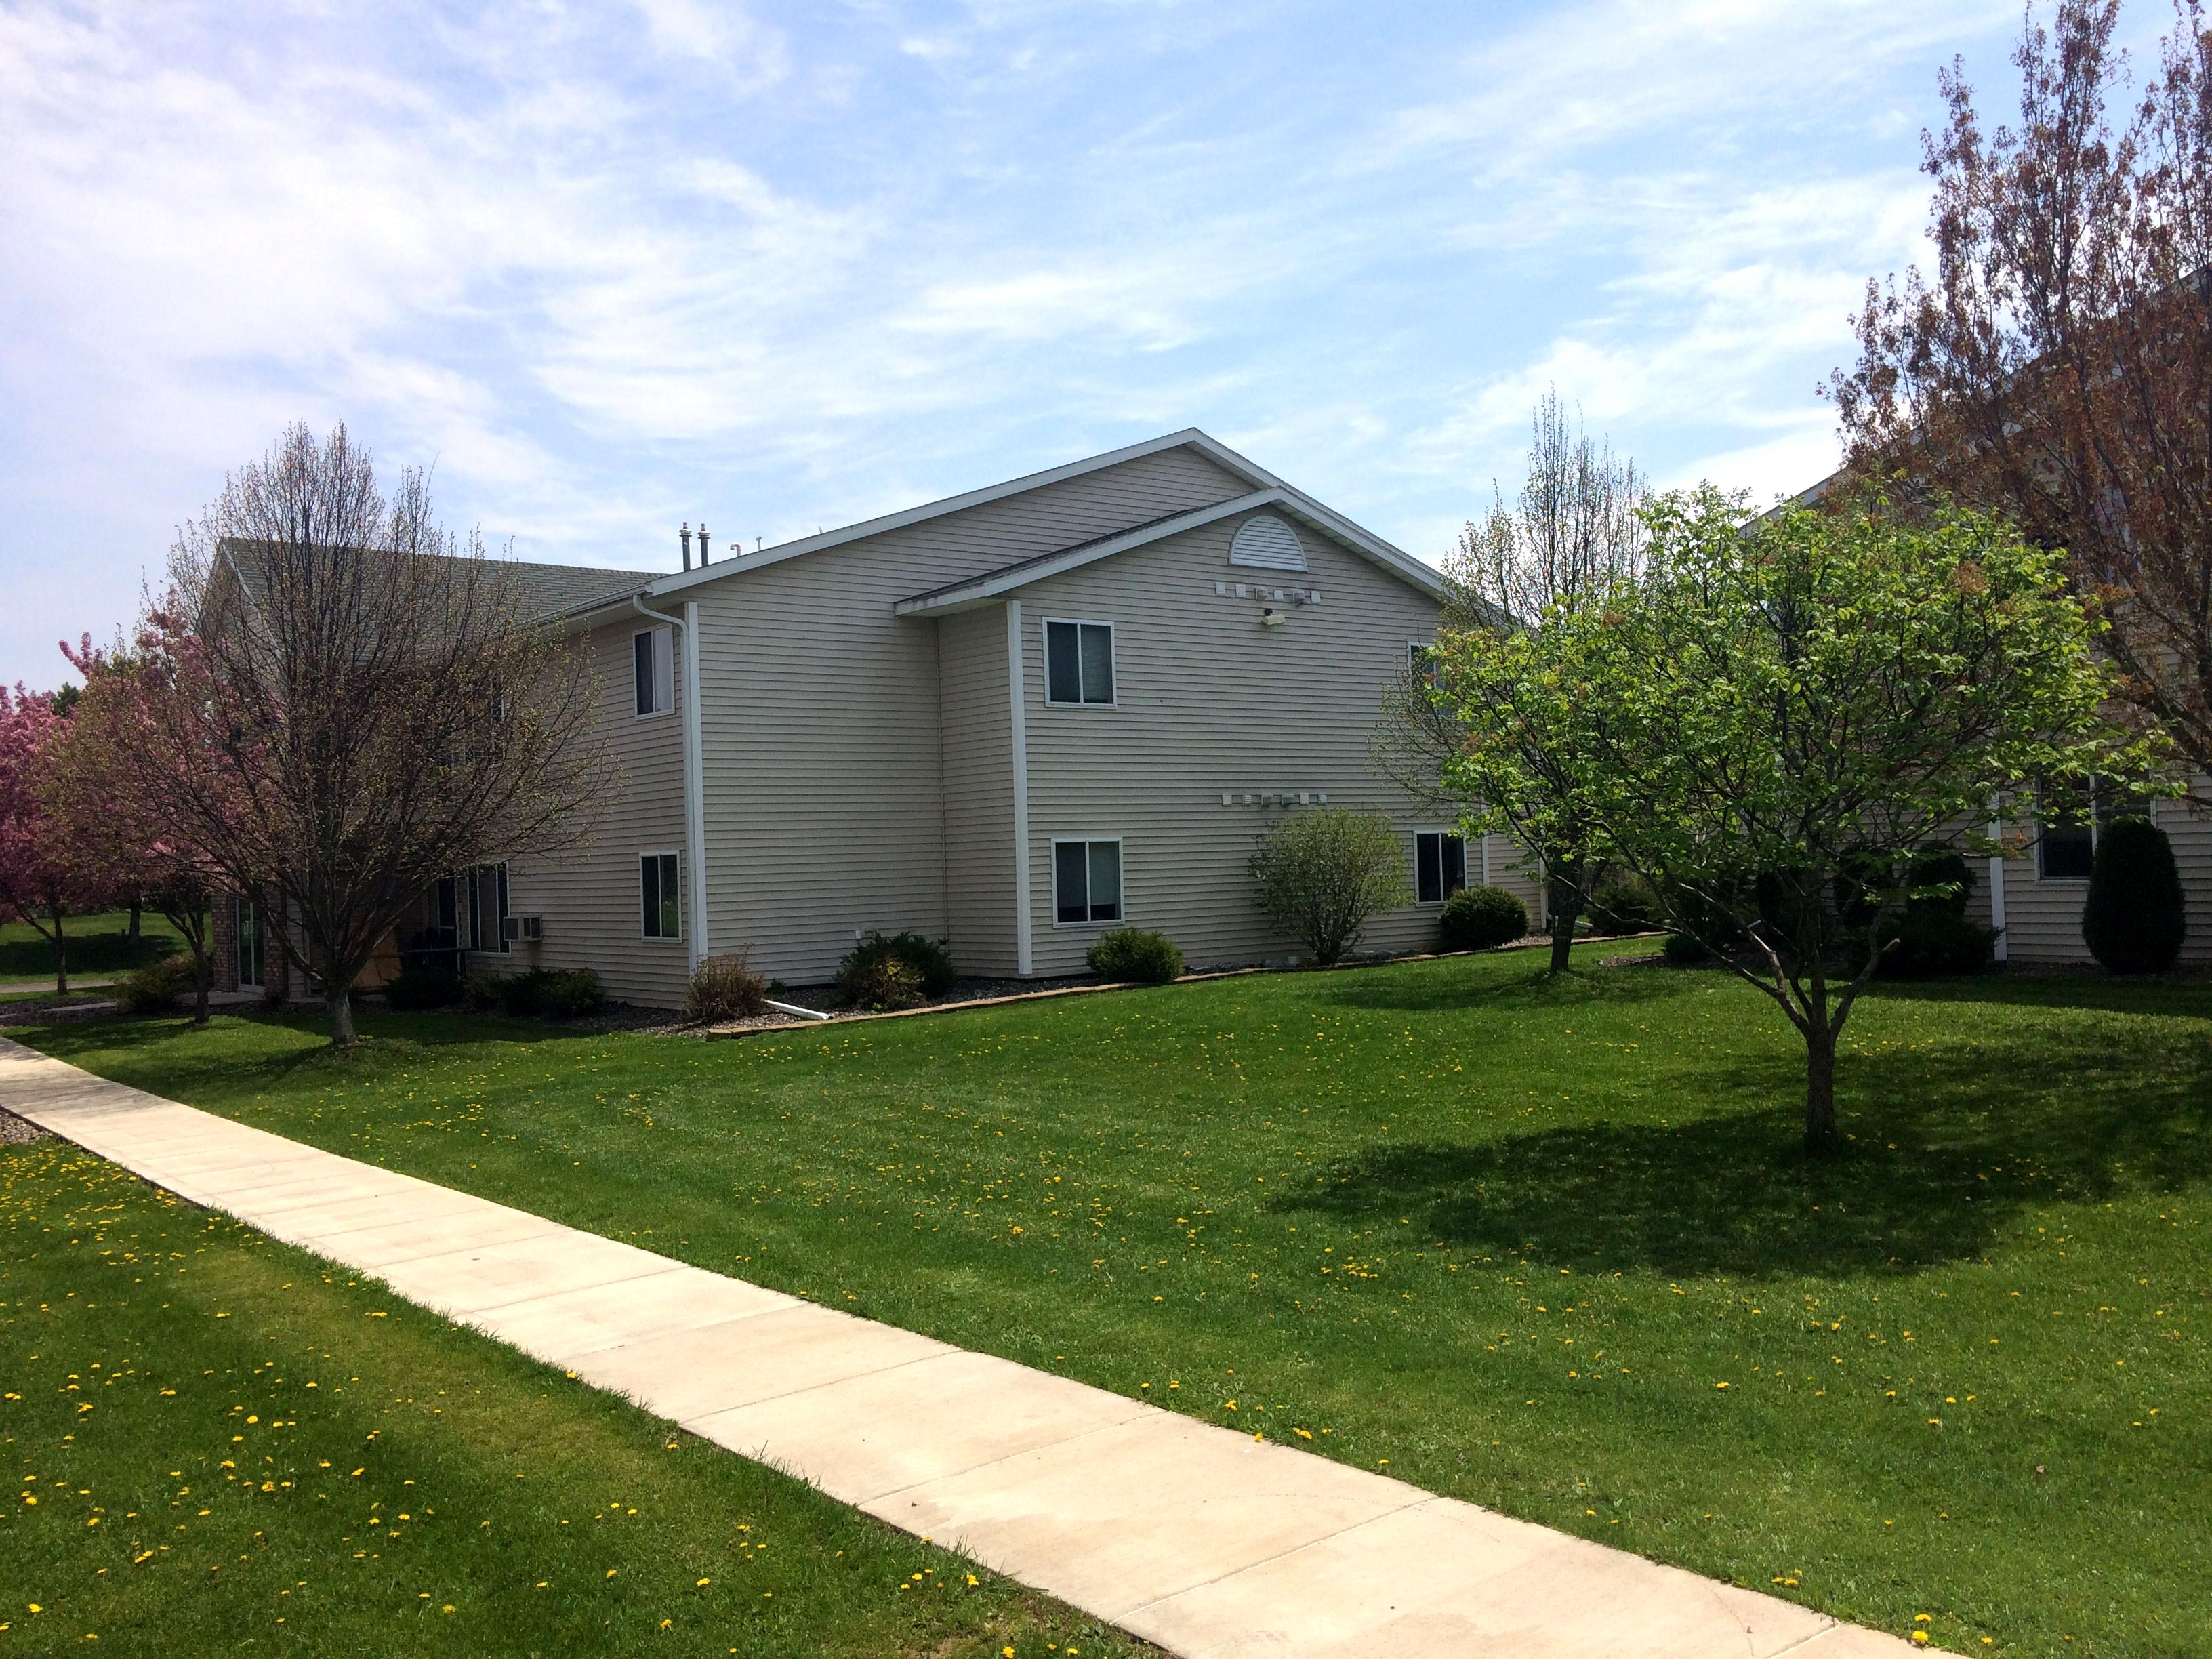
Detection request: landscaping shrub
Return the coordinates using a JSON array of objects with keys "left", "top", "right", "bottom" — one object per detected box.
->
[
  {"left": 1585, "top": 867, "right": 1662, "bottom": 933},
  {"left": 1439, "top": 886, "right": 1527, "bottom": 951},
  {"left": 1879, "top": 909, "right": 1999, "bottom": 979},
  {"left": 117, "top": 954, "right": 197, "bottom": 1015},
  {"left": 1247, "top": 806, "right": 1410, "bottom": 965},
  {"left": 840, "top": 954, "right": 924, "bottom": 1012},
  {"left": 474, "top": 966, "right": 605, "bottom": 1019},
  {"left": 461, "top": 974, "right": 502, "bottom": 1014},
  {"left": 384, "top": 964, "right": 464, "bottom": 1011},
  {"left": 1662, "top": 930, "right": 1711, "bottom": 965},
  {"left": 1086, "top": 928, "right": 1184, "bottom": 983},
  {"left": 685, "top": 951, "right": 769, "bottom": 1023},
  {"left": 836, "top": 933, "right": 954, "bottom": 1004},
  {"left": 2082, "top": 815, "right": 2187, "bottom": 974}
]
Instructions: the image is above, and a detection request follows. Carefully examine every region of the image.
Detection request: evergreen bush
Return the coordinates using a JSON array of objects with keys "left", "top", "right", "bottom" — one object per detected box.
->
[
  {"left": 1439, "top": 886, "right": 1528, "bottom": 951},
  {"left": 117, "top": 954, "right": 197, "bottom": 1015},
  {"left": 836, "top": 931, "right": 955, "bottom": 1001},
  {"left": 384, "top": 964, "right": 464, "bottom": 1010},
  {"left": 2082, "top": 815, "right": 2186, "bottom": 974},
  {"left": 1086, "top": 928, "right": 1184, "bottom": 983}
]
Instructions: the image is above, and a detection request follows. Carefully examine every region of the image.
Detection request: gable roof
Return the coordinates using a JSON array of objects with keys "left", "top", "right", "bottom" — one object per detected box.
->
[
  {"left": 555, "top": 428, "right": 1441, "bottom": 625},
  {"left": 890, "top": 486, "right": 1437, "bottom": 615}
]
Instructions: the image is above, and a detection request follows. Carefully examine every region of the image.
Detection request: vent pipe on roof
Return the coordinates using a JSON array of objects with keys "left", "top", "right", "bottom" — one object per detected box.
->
[
  {"left": 699, "top": 522, "right": 710, "bottom": 564},
  {"left": 679, "top": 522, "right": 692, "bottom": 572}
]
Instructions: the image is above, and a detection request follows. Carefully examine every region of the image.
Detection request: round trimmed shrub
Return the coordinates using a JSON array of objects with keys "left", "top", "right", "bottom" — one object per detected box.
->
[
  {"left": 836, "top": 931, "right": 955, "bottom": 1002},
  {"left": 840, "top": 954, "right": 924, "bottom": 1012},
  {"left": 1087, "top": 928, "right": 1184, "bottom": 983},
  {"left": 1586, "top": 867, "right": 1662, "bottom": 933},
  {"left": 2082, "top": 815, "right": 2186, "bottom": 974},
  {"left": 1439, "top": 886, "right": 1528, "bottom": 951},
  {"left": 118, "top": 954, "right": 197, "bottom": 1015},
  {"left": 1661, "top": 930, "right": 1711, "bottom": 965}
]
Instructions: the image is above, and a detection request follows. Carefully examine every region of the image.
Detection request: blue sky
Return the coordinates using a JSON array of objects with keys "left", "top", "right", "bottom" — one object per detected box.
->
[{"left": 0, "top": 0, "right": 2143, "bottom": 685}]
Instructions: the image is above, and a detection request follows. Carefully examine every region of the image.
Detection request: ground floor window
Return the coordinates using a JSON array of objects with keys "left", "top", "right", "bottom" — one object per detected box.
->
[
  {"left": 237, "top": 895, "right": 265, "bottom": 989},
  {"left": 1416, "top": 832, "right": 1467, "bottom": 904},
  {"left": 2036, "top": 778, "right": 2112, "bottom": 880},
  {"left": 641, "top": 852, "right": 681, "bottom": 940},
  {"left": 468, "top": 862, "right": 510, "bottom": 953},
  {"left": 1053, "top": 838, "right": 1122, "bottom": 924}
]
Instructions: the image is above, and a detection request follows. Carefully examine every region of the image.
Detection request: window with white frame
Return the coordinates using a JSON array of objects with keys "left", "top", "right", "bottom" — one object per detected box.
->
[
  {"left": 1044, "top": 620, "right": 1115, "bottom": 706},
  {"left": 467, "top": 861, "right": 510, "bottom": 954},
  {"left": 1053, "top": 838, "right": 1122, "bottom": 924},
  {"left": 1409, "top": 640, "right": 1438, "bottom": 689},
  {"left": 634, "top": 626, "right": 674, "bottom": 717},
  {"left": 640, "top": 851, "right": 681, "bottom": 939},
  {"left": 2036, "top": 776, "right": 2114, "bottom": 880},
  {"left": 1415, "top": 832, "right": 1467, "bottom": 904}
]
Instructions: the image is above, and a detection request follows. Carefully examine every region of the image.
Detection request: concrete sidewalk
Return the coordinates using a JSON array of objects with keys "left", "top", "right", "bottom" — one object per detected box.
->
[{"left": 0, "top": 1036, "right": 1910, "bottom": 1658}]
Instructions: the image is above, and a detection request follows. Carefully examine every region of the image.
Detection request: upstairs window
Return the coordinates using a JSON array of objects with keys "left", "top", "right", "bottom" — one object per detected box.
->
[
  {"left": 640, "top": 852, "right": 681, "bottom": 939},
  {"left": 634, "top": 626, "right": 674, "bottom": 717},
  {"left": 1409, "top": 641, "right": 1438, "bottom": 689},
  {"left": 1054, "top": 838, "right": 1123, "bottom": 924},
  {"left": 1045, "top": 620, "right": 1115, "bottom": 705},
  {"left": 1416, "top": 832, "right": 1467, "bottom": 904}
]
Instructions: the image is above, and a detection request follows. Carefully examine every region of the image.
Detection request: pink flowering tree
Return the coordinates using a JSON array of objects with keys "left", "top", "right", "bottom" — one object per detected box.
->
[{"left": 0, "top": 680, "right": 116, "bottom": 994}]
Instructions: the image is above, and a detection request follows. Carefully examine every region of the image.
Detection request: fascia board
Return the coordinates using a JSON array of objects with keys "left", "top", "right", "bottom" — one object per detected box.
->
[{"left": 639, "top": 428, "right": 1214, "bottom": 602}]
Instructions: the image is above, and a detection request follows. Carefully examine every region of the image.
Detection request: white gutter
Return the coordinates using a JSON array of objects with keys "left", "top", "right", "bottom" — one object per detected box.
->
[
  {"left": 1008, "top": 599, "right": 1033, "bottom": 975},
  {"left": 633, "top": 594, "right": 710, "bottom": 973},
  {"left": 1987, "top": 796, "right": 2007, "bottom": 962}
]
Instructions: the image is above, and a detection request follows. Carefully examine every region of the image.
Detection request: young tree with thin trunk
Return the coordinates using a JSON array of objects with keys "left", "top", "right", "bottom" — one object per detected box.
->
[
  {"left": 139, "top": 422, "right": 605, "bottom": 1045},
  {"left": 1436, "top": 488, "right": 2140, "bottom": 1151},
  {"left": 1830, "top": 0, "right": 2212, "bottom": 785},
  {"left": 1372, "top": 390, "right": 1646, "bottom": 970},
  {"left": 0, "top": 684, "right": 116, "bottom": 994},
  {"left": 52, "top": 635, "right": 223, "bottom": 1022}
]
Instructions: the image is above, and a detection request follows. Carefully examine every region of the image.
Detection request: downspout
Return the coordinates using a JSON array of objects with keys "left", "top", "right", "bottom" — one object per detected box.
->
[
  {"left": 1986, "top": 795, "right": 2007, "bottom": 963},
  {"left": 633, "top": 594, "right": 709, "bottom": 973}
]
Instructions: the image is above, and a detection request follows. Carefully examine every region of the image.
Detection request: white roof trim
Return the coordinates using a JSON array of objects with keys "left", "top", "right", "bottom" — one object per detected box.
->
[
  {"left": 894, "top": 486, "right": 1444, "bottom": 615},
  {"left": 550, "top": 426, "right": 1443, "bottom": 624}
]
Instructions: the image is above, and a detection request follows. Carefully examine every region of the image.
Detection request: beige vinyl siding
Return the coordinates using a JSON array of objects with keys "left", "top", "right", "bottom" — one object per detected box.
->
[
  {"left": 938, "top": 604, "right": 1019, "bottom": 973},
  {"left": 1992, "top": 783, "right": 2212, "bottom": 964},
  {"left": 1014, "top": 509, "right": 1444, "bottom": 972},
  {"left": 693, "top": 445, "right": 1251, "bottom": 986},
  {"left": 492, "top": 617, "right": 691, "bottom": 1006}
]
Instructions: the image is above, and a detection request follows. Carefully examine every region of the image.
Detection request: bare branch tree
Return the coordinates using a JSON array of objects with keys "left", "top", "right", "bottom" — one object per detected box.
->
[
  {"left": 1830, "top": 0, "right": 2212, "bottom": 785},
  {"left": 138, "top": 421, "right": 604, "bottom": 1044},
  {"left": 1372, "top": 389, "right": 1647, "bottom": 970}
]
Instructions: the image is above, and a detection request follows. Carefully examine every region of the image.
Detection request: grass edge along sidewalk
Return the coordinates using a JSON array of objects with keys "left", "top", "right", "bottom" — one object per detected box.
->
[
  {"left": 0, "top": 1038, "right": 1910, "bottom": 1659},
  {"left": 0, "top": 1119, "right": 1147, "bottom": 1658}
]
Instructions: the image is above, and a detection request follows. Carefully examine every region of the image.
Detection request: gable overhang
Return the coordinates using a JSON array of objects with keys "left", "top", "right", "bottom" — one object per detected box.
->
[{"left": 891, "top": 485, "right": 1446, "bottom": 617}]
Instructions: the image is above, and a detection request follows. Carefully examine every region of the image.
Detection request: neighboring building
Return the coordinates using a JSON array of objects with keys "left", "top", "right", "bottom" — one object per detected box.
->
[{"left": 216, "top": 429, "right": 1544, "bottom": 1007}]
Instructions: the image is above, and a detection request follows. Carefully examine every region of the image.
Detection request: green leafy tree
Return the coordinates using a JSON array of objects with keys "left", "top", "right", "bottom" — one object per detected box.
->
[
  {"left": 1436, "top": 487, "right": 2148, "bottom": 1151},
  {"left": 1248, "top": 806, "right": 1411, "bottom": 966}
]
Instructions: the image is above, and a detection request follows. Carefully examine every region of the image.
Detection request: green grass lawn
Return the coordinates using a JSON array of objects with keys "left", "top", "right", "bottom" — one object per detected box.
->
[
  {"left": 0, "top": 1134, "right": 1143, "bottom": 1656},
  {"left": 0, "top": 909, "right": 180, "bottom": 981},
  {"left": 12, "top": 945, "right": 2209, "bottom": 1657}
]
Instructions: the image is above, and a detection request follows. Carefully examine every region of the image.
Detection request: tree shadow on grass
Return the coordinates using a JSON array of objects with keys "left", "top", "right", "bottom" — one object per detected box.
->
[
  {"left": 1275, "top": 1018, "right": 2212, "bottom": 1279},
  {"left": 1318, "top": 960, "right": 1700, "bottom": 1015}
]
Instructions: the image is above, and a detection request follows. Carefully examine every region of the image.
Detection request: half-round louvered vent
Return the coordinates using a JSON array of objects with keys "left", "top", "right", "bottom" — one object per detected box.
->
[{"left": 1229, "top": 513, "right": 1309, "bottom": 572}]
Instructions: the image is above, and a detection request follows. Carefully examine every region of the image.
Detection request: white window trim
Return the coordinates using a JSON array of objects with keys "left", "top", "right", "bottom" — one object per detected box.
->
[
  {"left": 632, "top": 626, "right": 675, "bottom": 720},
  {"left": 1050, "top": 834, "right": 1126, "bottom": 928},
  {"left": 1412, "top": 828, "right": 1468, "bottom": 906},
  {"left": 1041, "top": 617, "right": 1119, "bottom": 709},
  {"left": 639, "top": 848, "right": 684, "bottom": 942}
]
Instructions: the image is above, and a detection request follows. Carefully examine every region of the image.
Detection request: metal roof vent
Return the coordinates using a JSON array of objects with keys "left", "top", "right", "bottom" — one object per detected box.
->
[{"left": 1229, "top": 512, "right": 1308, "bottom": 572}]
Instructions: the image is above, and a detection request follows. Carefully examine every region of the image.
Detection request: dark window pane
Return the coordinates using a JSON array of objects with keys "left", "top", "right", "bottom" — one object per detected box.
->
[
  {"left": 1046, "top": 622, "right": 1082, "bottom": 704},
  {"left": 1443, "top": 834, "right": 1467, "bottom": 897},
  {"left": 635, "top": 632, "right": 654, "bottom": 714},
  {"left": 1417, "top": 834, "right": 1441, "bottom": 904},
  {"left": 1055, "top": 842, "right": 1089, "bottom": 922},
  {"left": 2040, "top": 823, "right": 2093, "bottom": 880},
  {"left": 642, "top": 857, "right": 661, "bottom": 937},
  {"left": 661, "top": 856, "right": 680, "bottom": 939},
  {"left": 1088, "top": 840, "right": 1121, "bottom": 920},
  {"left": 1080, "top": 624, "right": 1115, "bottom": 703}
]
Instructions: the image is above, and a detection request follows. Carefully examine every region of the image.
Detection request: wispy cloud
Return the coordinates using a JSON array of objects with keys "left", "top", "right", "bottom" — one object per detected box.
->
[{"left": 0, "top": 0, "right": 2048, "bottom": 678}]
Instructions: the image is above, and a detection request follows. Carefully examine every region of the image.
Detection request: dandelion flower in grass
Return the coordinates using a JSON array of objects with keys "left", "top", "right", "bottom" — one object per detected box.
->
[
  {"left": 697, "top": 1579, "right": 710, "bottom": 1588},
  {"left": 1912, "top": 1635, "right": 1929, "bottom": 1647}
]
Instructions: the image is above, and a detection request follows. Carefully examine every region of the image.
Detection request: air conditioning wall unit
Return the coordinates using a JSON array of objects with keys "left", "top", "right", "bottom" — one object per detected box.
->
[{"left": 504, "top": 914, "right": 544, "bottom": 943}]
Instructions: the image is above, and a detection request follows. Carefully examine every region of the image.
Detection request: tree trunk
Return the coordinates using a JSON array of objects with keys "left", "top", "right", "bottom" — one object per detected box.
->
[
  {"left": 191, "top": 946, "right": 211, "bottom": 1025},
  {"left": 50, "top": 905, "right": 67, "bottom": 996},
  {"left": 127, "top": 903, "right": 142, "bottom": 943},
  {"left": 1547, "top": 871, "right": 1581, "bottom": 972},
  {"left": 1803, "top": 1022, "right": 1840, "bottom": 1153},
  {"left": 328, "top": 982, "right": 356, "bottom": 1046}
]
